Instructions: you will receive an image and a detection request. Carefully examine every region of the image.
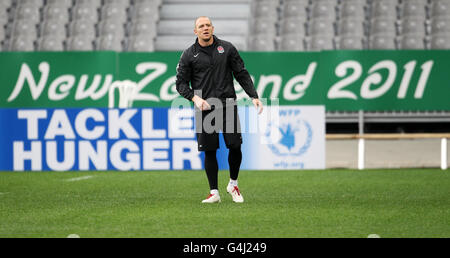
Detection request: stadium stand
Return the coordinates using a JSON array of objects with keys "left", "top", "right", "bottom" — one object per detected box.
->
[{"left": 0, "top": 0, "right": 450, "bottom": 52}]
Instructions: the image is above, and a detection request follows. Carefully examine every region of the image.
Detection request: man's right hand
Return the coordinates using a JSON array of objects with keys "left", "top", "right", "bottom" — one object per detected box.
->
[{"left": 192, "top": 95, "right": 211, "bottom": 111}]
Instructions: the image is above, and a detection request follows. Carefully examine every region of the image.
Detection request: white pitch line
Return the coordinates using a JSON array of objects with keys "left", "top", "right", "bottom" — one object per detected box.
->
[{"left": 65, "top": 176, "right": 94, "bottom": 182}]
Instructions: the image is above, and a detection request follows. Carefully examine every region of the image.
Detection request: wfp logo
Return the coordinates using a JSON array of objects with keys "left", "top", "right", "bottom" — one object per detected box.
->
[{"left": 263, "top": 110, "right": 313, "bottom": 157}]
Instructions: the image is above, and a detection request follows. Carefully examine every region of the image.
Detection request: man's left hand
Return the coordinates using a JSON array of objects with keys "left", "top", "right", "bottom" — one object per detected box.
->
[{"left": 252, "top": 98, "right": 263, "bottom": 115}]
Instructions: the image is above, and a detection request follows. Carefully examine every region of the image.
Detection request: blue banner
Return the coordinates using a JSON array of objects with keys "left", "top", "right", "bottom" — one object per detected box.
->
[
  {"left": 0, "top": 108, "right": 203, "bottom": 171},
  {"left": 0, "top": 106, "right": 325, "bottom": 171}
]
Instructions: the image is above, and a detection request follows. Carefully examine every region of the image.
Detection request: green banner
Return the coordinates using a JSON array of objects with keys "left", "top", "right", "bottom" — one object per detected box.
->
[
  {"left": 0, "top": 52, "right": 117, "bottom": 108},
  {"left": 1, "top": 51, "right": 449, "bottom": 111},
  {"left": 319, "top": 50, "right": 450, "bottom": 111},
  {"left": 116, "top": 51, "right": 322, "bottom": 107}
]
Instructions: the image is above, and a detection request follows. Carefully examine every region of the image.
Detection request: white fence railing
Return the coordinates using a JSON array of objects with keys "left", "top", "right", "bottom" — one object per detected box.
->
[
  {"left": 326, "top": 133, "right": 450, "bottom": 170},
  {"left": 108, "top": 80, "right": 138, "bottom": 108}
]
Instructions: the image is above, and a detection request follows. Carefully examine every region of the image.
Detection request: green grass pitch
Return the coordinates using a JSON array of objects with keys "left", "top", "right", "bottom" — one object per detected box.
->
[{"left": 0, "top": 169, "right": 448, "bottom": 238}]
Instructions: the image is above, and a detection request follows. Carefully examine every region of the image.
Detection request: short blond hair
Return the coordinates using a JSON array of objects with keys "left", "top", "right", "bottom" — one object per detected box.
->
[{"left": 194, "top": 16, "right": 212, "bottom": 29}]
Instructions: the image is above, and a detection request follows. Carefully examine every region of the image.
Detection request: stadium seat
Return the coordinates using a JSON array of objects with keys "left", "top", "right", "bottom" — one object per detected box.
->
[
  {"left": 127, "top": 34, "right": 155, "bottom": 52},
  {"left": 282, "top": 0, "right": 308, "bottom": 19},
  {"left": 284, "top": 0, "right": 309, "bottom": 5},
  {"left": 430, "top": 34, "right": 450, "bottom": 49},
  {"left": 398, "top": 1, "right": 426, "bottom": 19},
  {"left": 74, "top": 0, "right": 102, "bottom": 8},
  {"left": 315, "top": 0, "right": 339, "bottom": 5},
  {"left": 250, "top": 18, "right": 277, "bottom": 37},
  {"left": 129, "top": 3, "right": 160, "bottom": 22},
  {"left": 42, "top": 5, "right": 70, "bottom": 24},
  {"left": 9, "top": 19, "right": 38, "bottom": 39},
  {"left": 39, "top": 21, "right": 67, "bottom": 38},
  {"left": 368, "top": 35, "right": 396, "bottom": 49},
  {"left": 13, "top": 4, "right": 41, "bottom": 24},
  {"left": 335, "top": 35, "right": 364, "bottom": 50},
  {"left": 337, "top": 18, "right": 365, "bottom": 37},
  {"left": 404, "top": 0, "right": 428, "bottom": 5},
  {"left": 252, "top": 0, "right": 279, "bottom": 9},
  {"left": 101, "top": 4, "right": 129, "bottom": 23},
  {"left": 370, "top": 1, "right": 398, "bottom": 19},
  {"left": 279, "top": 17, "right": 306, "bottom": 36},
  {"left": 16, "top": 0, "right": 44, "bottom": 7},
  {"left": 0, "top": 21, "right": 7, "bottom": 33},
  {"left": 66, "top": 36, "right": 94, "bottom": 51},
  {"left": 307, "top": 18, "right": 335, "bottom": 37},
  {"left": 251, "top": 1, "right": 278, "bottom": 20},
  {"left": 1, "top": 39, "right": 8, "bottom": 51},
  {"left": 9, "top": 35, "right": 35, "bottom": 51},
  {"left": 46, "top": 0, "right": 73, "bottom": 8},
  {"left": 68, "top": 20, "right": 97, "bottom": 39},
  {"left": 0, "top": 0, "right": 12, "bottom": 7},
  {"left": 397, "top": 35, "right": 425, "bottom": 49},
  {"left": 248, "top": 35, "right": 275, "bottom": 51},
  {"left": 71, "top": 4, "right": 99, "bottom": 22},
  {"left": 104, "top": 0, "right": 131, "bottom": 6},
  {"left": 429, "top": 18, "right": 450, "bottom": 36},
  {"left": 430, "top": 0, "right": 450, "bottom": 18},
  {"left": 96, "top": 35, "right": 124, "bottom": 51},
  {"left": 0, "top": 25, "right": 5, "bottom": 42},
  {"left": 133, "top": 0, "right": 162, "bottom": 8},
  {"left": 398, "top": 17, "right": 426, "bottom": 36},
  {"left": 37, "top": 36, "right": 65, "bottom": 51},
  {"left": 128, "top": 20, "right": 157, "bottom": 38},
  {"left": 0, "top": 2, "right": 9, "bottom": 10},
  {"left": 432, "top": 0, "right": 450, "bottom": 4},
  {"left": 338, "top": 1, "right": 366, "bottom": 21},
  {"left": 369, "top": 18, "right": 397, "bottom": 36},
  {"left": 309, "top": 2, "right": 337, "bottom": 21},
  {"left": 98, "top": 20, "right": 126, "bottom": 38},
  {"left": 129, "top": 0, "right": 160, "bottom": 16},
  {"left": 369, "top": 0, "right": 399, "bottom": 7},
  {"left": 0, "top": 6, "right": 9, "bottom": 26},
  {"left": 279, "top": 34, "right": 305, "bottom": 51},
  {"left": 306, "top": 35, "right": 334, "bottom": 51}
]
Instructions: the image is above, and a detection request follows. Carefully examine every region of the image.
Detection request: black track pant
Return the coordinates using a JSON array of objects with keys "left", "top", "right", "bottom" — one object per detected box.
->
[{"left": 204, "top": 147, "right": 242, "bottom": 190}]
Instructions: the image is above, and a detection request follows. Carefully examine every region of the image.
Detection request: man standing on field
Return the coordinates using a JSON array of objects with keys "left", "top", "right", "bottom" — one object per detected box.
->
[{"left": 176, "top": 16, "right": 263, "bottom": 203}]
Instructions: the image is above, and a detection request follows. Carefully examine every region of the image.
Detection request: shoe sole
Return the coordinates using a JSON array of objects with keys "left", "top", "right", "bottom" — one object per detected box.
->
[
  {"left": 202, "top": 199, "right": 221, "bottom": 203},
  {"left": 227, "top": 189, "right": 244, "bottom": 203}
]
